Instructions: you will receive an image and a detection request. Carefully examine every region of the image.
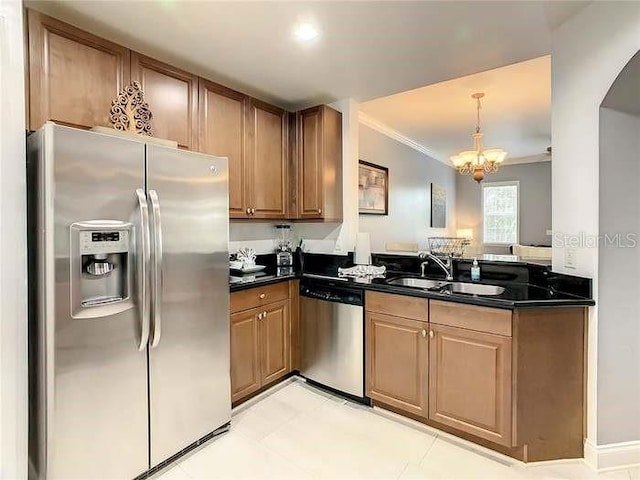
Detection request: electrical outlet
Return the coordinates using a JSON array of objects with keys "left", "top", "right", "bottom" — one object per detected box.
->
[{"left": 565, "top": 247, "right": 577, "bottom": 269}]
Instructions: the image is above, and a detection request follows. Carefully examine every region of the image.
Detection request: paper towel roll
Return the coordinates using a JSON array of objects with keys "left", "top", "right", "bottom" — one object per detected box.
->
[{"left": 355, "top": 232, "right": 372, "bottom": 265}]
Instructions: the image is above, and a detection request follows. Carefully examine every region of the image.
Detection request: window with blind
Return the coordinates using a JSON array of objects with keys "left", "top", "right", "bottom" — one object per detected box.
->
[{"left": 482, "top": 182, "right": 519, "bottom": 244}]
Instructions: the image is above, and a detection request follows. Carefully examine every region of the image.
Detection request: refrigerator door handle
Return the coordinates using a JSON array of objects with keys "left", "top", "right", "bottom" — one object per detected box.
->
[
  {"left": 136, "top": 189, "right": 151, "bottom": 351},
  {"left": 149, "top": 189, "right": 163, "bottom": 349}
]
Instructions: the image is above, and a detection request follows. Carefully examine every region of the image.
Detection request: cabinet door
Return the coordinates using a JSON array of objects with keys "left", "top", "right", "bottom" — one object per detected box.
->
[
  {"left": 230, "top": 309, "right": 261, "bottom": 403},
  {"left": 27, "top": 10, "right": 130, "bottom": 130},
  {"left": 297, "top": 107, "right": 324, "bottom": 219},
  {"left": 259, "top": 300, "right": 291, "bottom": 385},
  {"left": 366, "top": 312, "right": 429, "bottom": 417},
  {"left": 199, "top": 80, "right": 248, "bottom": 218},
  {"left": 131, "top": 53, "right": 198, "bottom": 149},
  {"left": 246, "top": 100, "right": 288, "bottom": 218},
  {"left": 429, "top": 324, "right": 513, "bottom": 446}
]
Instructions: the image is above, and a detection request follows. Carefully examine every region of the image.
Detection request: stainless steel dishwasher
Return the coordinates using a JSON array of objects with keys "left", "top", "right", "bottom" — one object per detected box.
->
[{"left": 300, "top": 280, "right": 364, "bottom": 399}]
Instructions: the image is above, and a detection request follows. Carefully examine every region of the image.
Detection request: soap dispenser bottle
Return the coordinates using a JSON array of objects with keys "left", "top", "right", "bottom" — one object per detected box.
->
[{"left": 471, "top": 258, "right": 481, "bottom": 282}]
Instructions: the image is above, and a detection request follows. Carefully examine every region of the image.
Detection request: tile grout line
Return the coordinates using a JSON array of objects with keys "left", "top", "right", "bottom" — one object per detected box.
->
[
  {"left": 396, "top": 462, "right": 410, "bottom": 480},
  {"left": 174, "top": 464, "right": 193, "bottom": 479},
  {"left": 254, "top": 425, "right": 318, "bottom": 479},
  {"left": 416, "top": 432, "right": 439, "bottom": 467}
]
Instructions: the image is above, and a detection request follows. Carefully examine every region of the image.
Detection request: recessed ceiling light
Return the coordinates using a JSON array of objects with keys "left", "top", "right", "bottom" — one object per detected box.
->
[{"left": 292, "top": 23, "right": 320, "bottom": 43}]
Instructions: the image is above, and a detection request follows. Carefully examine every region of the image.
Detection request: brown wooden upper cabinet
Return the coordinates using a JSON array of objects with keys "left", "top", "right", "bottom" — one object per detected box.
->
[
  {"left": 199, "top": 80, "right": 248, "bottom": 218},
  {"left": 246, "top": 100, "right": 288, "bottom": 219},
  {"left": 26, "top": 10, "right": 343, "bottom": 222},
  {"left": 27, "top": 10, "right": 130, "bottom": 131},
  {"left": 296, "top": 105, "right": 343, "bottom": 221},
  {"left": 130, "top": 53, "right": 198, "bottom": 150}
]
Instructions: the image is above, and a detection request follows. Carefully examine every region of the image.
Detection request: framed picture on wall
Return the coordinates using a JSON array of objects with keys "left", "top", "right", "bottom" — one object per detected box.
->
[
  {"left": 358, "top": 160, "right": 388, "bottom": 215},
  {"left": 430, "top": 182, "right": 447, "bottom": 228}
]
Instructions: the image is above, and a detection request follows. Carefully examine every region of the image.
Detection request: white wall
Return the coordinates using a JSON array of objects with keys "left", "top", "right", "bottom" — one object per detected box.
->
[
  {"left": 0, "top": 1, "right": 27, "bottom": 478},
  {"left": 456, "top": 162, "right": 551, "bottom": 250},
  {"left": 358, "top": 124, "right": 456, "bottom": 253},
  {"left": 598, "top": 107, "right": 640, "bottom": 445},
  {"left": 329, "top": 99, "right": 359, "bottom": 253},
  {"left": 551, "top": 0, "right": 640, "bottom": 457},
  {"left": 552, "top": 1, "right": 640, "bottom": 277}
]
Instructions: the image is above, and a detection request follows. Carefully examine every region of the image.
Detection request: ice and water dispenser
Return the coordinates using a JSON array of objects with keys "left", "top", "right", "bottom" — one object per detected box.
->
[{"left": 70, "top": 220, "right": 135, "bottom": 318}]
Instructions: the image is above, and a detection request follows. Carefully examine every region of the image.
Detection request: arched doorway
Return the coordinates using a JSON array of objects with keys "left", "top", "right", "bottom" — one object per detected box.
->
[{"left": 597, "top": 49, "right": 640, "bottom": 445}]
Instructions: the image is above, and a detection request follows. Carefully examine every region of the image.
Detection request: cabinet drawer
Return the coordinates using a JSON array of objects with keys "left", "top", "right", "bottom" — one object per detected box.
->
[
  {"left": 365, "top": 291, "right": 428, "bottom": 321},
  {"left": 231, "top": 282, "right": 289, "bottom": 313},
  {"left": 429, "top": 300, "right": 512, "bottom": 336}
]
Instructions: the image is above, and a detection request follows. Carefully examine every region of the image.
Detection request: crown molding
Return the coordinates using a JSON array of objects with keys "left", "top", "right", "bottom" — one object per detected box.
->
[
  {"left": 504, "top": 154, "right": 552, "bottom": 166},
  {"left": 358, "top": 112, "right": 452, "bottom": 168}
]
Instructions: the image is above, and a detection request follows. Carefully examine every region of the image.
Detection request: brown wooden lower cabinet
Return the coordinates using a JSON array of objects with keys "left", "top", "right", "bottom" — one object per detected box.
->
[
  {"left": 230, "top": 284, "right": 292, "bottom": 404},
  {"left": 230, "top": 309, "right": 261, "bottom": 403},
  {"left": 365, "top": 292, "right": 429, "bottom": 417},
  {"left": 366, "top": 312, "right": 429, "bottom": 418},
  {"left": 366, "top": 292, "right": 586, "bottom": 462},
  {"left": 260, "top": 300, "right": 291, "bottom": 384},
  {"left": 428, "top": 323, "right": 513, "bottom": 447}
]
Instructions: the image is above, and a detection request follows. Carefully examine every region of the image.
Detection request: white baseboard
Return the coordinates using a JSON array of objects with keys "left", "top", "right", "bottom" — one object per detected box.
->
[{"left": 584, "top": 439, "right": 640, "bottom": 471}]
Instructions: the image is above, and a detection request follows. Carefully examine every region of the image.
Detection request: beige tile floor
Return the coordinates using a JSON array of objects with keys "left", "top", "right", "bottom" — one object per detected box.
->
[{"left": 156, "top": 379, "right": 637, "bottom": 480}]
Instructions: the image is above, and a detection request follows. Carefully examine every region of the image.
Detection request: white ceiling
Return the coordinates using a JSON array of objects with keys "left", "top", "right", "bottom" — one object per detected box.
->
[
  {"left": 27, "top": 1, "right": 589, "bottom": 111},
  {"left": 360, "top": 55, "right": 552, "bottom": 165}
]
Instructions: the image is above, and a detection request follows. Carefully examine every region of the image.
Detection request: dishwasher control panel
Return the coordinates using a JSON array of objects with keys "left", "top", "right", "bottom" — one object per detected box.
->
[{"left": 300, "top": 283, "right": 363, "bottom": 306}]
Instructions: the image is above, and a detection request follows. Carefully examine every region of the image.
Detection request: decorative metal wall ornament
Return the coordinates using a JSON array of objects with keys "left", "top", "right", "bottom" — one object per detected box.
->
[{"left": 109, "top": 81, "right": 153, "bottom": 135}]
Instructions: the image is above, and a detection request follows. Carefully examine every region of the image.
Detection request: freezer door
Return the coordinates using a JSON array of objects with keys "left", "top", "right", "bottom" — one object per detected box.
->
[
  {"left": 33, "top": 124, "right": 149, "bottom": 479},
  {"left": 146, "top": 145, "right": 230, "bottom": 466}
]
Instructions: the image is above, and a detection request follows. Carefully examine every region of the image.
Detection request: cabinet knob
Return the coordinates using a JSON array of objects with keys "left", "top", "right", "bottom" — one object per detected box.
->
[
  {"left": 259, "top": 293, "right": 266, "bottom": 299},
  {"left": 317, "top": 209, "right": 322, "bottom": 215},
  {"left": 251, "top": 208, "right": 256, "bottom": 215},
  {"left": 246, "top": 208, "right": 251, "bottom": 215},
  {"left": 429, "top": 330, "right": 434, "bottom": 339},
  {"left": 263, "top": 311, "right": 267, "bottom": 318},
  {"left": 421, "top": 329, "right": 427, "bottom": 337},
  {"left": 257, "top": 312, "right": 263, "bottom": 320}
]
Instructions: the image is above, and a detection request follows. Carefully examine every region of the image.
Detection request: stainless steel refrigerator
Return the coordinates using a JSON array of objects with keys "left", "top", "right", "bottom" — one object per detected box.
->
[{"left": 27, "top": 123, "right": 231, "bottom": 480}]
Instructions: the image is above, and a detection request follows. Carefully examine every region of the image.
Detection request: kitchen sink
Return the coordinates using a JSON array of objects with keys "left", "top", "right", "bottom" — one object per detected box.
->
[
  {"left": 449, "top": 282, "right": 505, "bottom": 296},
  {"left": 386, "top": 277, "right": 449, "bottom": 290},
  {"left": 386, "top": 277, "right": 506, "bottom": 296}
]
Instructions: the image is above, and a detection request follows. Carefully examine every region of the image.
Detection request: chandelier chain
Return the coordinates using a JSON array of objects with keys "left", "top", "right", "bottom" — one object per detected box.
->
[{"left": 476, "top": 96, "right": 481, "bottom": 134}]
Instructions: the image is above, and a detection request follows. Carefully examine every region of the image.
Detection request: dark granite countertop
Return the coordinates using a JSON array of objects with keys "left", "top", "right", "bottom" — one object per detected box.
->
[
  {"left": 299, "top": 273, "right": 594, "bottom": 309},
  {"left": 229, "top": 252, "right": 298, "bottom": 292},
  {"left": 229, "top": 273, "right": 296, "bottom": 292},
  {"left": 229, "top": 251, "right": 595, "bottom": 309}
]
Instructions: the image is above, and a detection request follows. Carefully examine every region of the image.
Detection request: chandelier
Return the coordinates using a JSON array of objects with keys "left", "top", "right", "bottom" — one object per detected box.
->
[{"left": 450, "top": 93, "right": 507, "bottom": 183}]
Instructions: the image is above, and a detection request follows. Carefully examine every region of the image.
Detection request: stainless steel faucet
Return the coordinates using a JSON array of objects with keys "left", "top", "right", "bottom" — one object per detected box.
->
[{"left": 419, "top": 252, "right": 454, "bottom": 281}]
